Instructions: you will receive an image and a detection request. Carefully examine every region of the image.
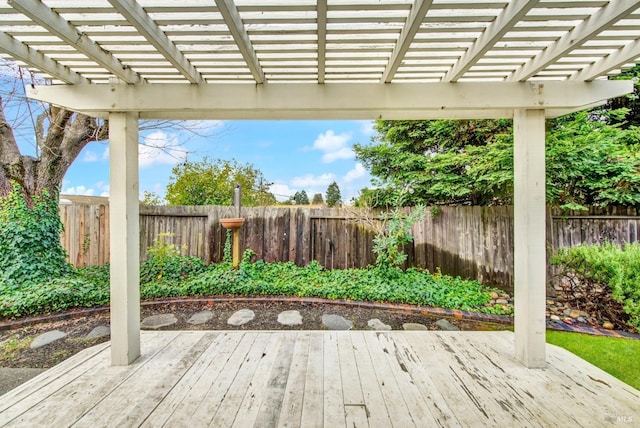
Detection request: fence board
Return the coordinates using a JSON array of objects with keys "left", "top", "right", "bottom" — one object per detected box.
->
[{"left": 60, "top": 203, "right": 640, "bottom": 292}]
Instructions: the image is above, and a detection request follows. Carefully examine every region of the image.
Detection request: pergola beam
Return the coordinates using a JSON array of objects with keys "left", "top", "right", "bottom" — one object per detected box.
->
[
  {"left": 381, "top": 0, "right": 433, "bottom": 83},
  {"left": 0, "top": 31, "right": 88, "bottom": 84},
  {"left": 8, "top": 0, "right": 143, "bottom": 84},
  {"left": 107, "top": 0, "right": 204, "bottom": 84},
  {"left": 508, "top": 1, "right": 640, "bottom": 81},
  {"left": 443, "top": 0, "right": 539, "bottom": 82},
  {"left": 573, "top": 39, "right": 640, "bottom": 81},
  {"left": 317, "top": 0, "right": 327, "bottom": 84},
  {"left": 215, "top": 0, "right": 265, "bottom": 84},
  {"left": 25, "top": 81, "right": 632, "bottom": 120}
]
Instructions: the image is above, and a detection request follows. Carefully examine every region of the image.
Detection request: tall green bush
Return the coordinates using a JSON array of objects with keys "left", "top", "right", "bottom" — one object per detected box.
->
[
  {"left": 552, "top": 242, "right": 640, "bottom": 330},
  {"left": 0, "top": 184, "right": 71, "bottom": 288}
]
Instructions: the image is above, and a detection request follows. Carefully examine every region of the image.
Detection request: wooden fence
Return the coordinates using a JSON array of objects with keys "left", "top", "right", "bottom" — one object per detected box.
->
[{"left": 59, "top": 203, "right": 640, "bottom": 291}]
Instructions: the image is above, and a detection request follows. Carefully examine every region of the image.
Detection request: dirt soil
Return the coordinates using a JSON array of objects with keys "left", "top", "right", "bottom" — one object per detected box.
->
[{"left": 0, "top": 301, "right": 510, "bottom": 369}]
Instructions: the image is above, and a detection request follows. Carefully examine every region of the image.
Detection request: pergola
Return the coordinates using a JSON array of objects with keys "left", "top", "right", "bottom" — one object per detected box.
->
[{"left": 1, "top": 0, "right": 637, "bottom": 370}]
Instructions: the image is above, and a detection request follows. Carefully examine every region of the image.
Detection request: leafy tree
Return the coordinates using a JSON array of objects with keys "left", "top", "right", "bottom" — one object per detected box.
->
[
  {"left": 605, "top": 64, "right": 640, "bottom": 128},
  {"left": 326, "top": 181, "right": 342, "bottom": 207},
  {"left": 311, "top": 193, "right": 324, "bottom": 205},
  {"left": 291, "top": 190, "right": 310, "bottom": 205},
  {"left": 141, "top": 191, "right": 163, "bottom": 206},
  {"left": 356, "top": 112, "right": 640, "bottom": 209},
  {"left": 165, "top": 157, "right": 276, "bottom": 206}
]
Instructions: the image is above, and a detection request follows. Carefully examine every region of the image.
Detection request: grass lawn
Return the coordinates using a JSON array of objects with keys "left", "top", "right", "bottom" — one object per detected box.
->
[{"left": 547, "top": 331, "right": 640, "bottom": 391}]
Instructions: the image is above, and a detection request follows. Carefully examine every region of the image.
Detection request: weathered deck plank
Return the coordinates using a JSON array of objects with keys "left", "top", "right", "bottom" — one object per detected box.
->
[{"left": 1, "top": 331, "right": 638, "bottom": 428}]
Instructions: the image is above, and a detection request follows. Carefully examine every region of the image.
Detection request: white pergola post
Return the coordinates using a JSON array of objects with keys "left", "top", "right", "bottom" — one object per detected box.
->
[
  {"left": 513, "top": 108, "right": 547, "bottom": 368},
  {"left": 109, "top": 111, "right": 141, "bottom": 366}
]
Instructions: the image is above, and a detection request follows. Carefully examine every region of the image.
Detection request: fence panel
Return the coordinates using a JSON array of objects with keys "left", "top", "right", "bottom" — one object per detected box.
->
[{"left": 60, "top": 203, "right": 640, "bottom": 291}]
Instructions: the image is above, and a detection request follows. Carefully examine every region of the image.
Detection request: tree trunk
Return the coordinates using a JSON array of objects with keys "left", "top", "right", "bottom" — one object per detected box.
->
[{"left": 0, "top": 97, "right": 106, "bottom": 204}]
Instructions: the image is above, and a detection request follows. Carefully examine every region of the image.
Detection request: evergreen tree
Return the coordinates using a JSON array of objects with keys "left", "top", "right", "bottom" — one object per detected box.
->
[
  {"left": 311, "top": 193, "right": 324, "bottom": 205},
  {"left": 326, "top": 182, "right": 342, "bottom": 207}
]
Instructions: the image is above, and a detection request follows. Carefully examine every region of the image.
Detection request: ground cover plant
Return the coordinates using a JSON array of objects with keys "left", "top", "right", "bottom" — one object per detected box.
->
[
  {"left": 0, "top": 248, "right": 506, "bottom": 319},
  {"left": 546, "top": 331, "right": 640, "bottom": 390}
]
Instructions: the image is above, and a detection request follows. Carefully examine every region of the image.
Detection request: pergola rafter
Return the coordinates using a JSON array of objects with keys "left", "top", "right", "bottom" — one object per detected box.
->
[
  {"left": 317, "top": 0, "right": 327, "bottom": 84},
  {"left": 381, "top": 0, "right": 433, "bottom": 83},
  {"left": 443, "top": 0, "right": 539, "bottom": 83},
  {"left": 0, "top": 31, "right": 88, "bottom": 84},
  {"left": 508, "top": 0, "right": 640, "bottom": 82},
  {"left": 107, "top": 0, "right": 204, "bottom": 84},
  {"left": 214, "top": 0, "right": 265, "bottom": 84},
  {"left": 573, "top": 38, "right": 640, "bottom": 81},
  {"left": 7, "top": 0, "right": 143, "bottom": 84}
]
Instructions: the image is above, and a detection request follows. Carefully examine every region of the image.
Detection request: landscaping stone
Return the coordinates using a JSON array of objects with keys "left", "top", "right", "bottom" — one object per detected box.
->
[
  {"left": 568, "top": 309, "right": 581, "bottom": 319},
  {"left": 227, "top": 309, "right": 255, "bottom": 326},
  {"left": 188, "top": 310, "right": 214, "bottom": 325},
  {"left": 490, "top": 292, "right": 500, "bottom": 300},
  {"left": 367, "top": 319, "right": 392, "bottom": 331},
  {"left": 322, "top": 314, "right": 353, "bottom": 330},
  {"left": 30, "top": 330, "right": 67, "bottom": 349},
  {"left": 550, "top": 315, "right": 561, "bottom": 321},
  {"left": 602, "top": 322, "right": 614, "bottom": 330},
  {"left": 278, "top": 310, "right": 303, "bottom": 326},
  {"left": 86, "top": 325, "right": 110, "bottom": 339},
  {"left": 495, "top": 299, "right": 508, "bottom": 305},
  {"left": 141, "top": 314, "right": 177, "bottom": 330},
  {"left": 403, "top": 323, "right": 428, "bottom": 331},
  {"left": 435, "top": 319, "right": 460, "bottom": 331}
]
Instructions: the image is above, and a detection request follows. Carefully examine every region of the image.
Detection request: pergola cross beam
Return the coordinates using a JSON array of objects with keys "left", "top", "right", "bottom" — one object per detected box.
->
[
  {"left": 0, "top": 31, "right": 88, "bottom": 84},
  {"left": 107, "top": 0, "right": 204, "bottom": 84},
  {"left": 573, "top": 39, "right": 640, "bottom": 81},
  {"left": 317, "top": 0, "right": 327, "bottom": 84},
  {"left": 508, "top": 1, "right": 640, "bottom": 82},
  {"left": 8, "top": 0, "right": 143, "bottom": 84},
  {"left": 215, "top": 0, "right": 265, "bottom": 84},
  {"left": 443, "top": 0, "right": 539, "bottom": 83},
  {"left": 381, "top": 0, "right": 433, "bottom": 83}
]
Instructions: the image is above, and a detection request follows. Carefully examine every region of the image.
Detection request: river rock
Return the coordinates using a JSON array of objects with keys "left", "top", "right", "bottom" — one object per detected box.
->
[
  {"left": 188, "top": 310, "right": 214, "bottom": 325},
  {"left": 30, "top": 330, "right": 67, "bottom": 349},
  {"left": 602, "top": 321, "right": 614, "bottom": 330},
  {"left": 367, "top": 319, "right": 392, "bottom": 331},
  {"left": 278, "top": 310, "right": 303, "bottom": 326},
  {"left": 435, "top": 319, "right": 460, "bottom": 331},
  {"left": 568, "top": 309, "right": 581, "bottom": 319},
  {"left": 227, "top": 309, "right": 255, "bottom": 326},
  {"left": 403, "top": 323, "right": 428, "bottom": 331},
  {"left": 322, "top": 314, "right": 353, "bottom": 330},
  {"left": 141, "top": 314, "right": 177, "bottom": 330},
  {"left": 86, "top": 325, "right": 110, "bottom": 339}
]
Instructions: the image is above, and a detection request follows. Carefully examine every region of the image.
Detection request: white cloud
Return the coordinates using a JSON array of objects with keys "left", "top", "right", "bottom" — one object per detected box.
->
[
  {"left": 270, "top": 182, "right": 295, "bottom": 201},
  {"left": 343, "top": 163, "right": 367, "bottom": 183},
  {"left": 311, "top": 130, "right": 354, "bottom": 163},
  {"left": 291, "top": 173, "right": 337, "bottom": 188},
  {"left": 62, "top": 185, "right": 95, "bottom": 196},
  {"left": 357, "top": 120, "right": 376, "bottom": 136},
  {"left": 82, "top": 150, "right": 98, "bottom": 162},
  {"left": 139, "top": 131, "right": 187, "bottom": 168},
  {"left": 102, "top": 131, "right": 188, "bottom": 168}
]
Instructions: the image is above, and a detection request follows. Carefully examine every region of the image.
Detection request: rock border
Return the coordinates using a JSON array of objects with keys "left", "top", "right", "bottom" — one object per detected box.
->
[{"left": 1, "top": 295, "right": 638, "bottom": 340}]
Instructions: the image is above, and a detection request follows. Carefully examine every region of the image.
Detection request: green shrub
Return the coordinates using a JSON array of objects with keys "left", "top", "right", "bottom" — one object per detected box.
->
[
  {"left": 140, "top": 233, "right": 206, "bottom": 284},
  {"left": 552, "top": 242, "right": 640, "bottom": 330},
  {"left": 0, "top": 185, "right": 71, "bottom": 288}
]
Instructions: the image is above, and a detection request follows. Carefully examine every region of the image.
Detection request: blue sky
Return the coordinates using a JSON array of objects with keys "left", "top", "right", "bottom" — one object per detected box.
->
[{"left": 61, "top": 119, "right": 376, "bottom": 204}]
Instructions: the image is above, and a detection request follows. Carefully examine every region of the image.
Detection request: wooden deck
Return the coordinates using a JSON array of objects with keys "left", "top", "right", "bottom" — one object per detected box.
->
[{"left": 0, "top": 331, "right": 638, "bottom": 427}]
